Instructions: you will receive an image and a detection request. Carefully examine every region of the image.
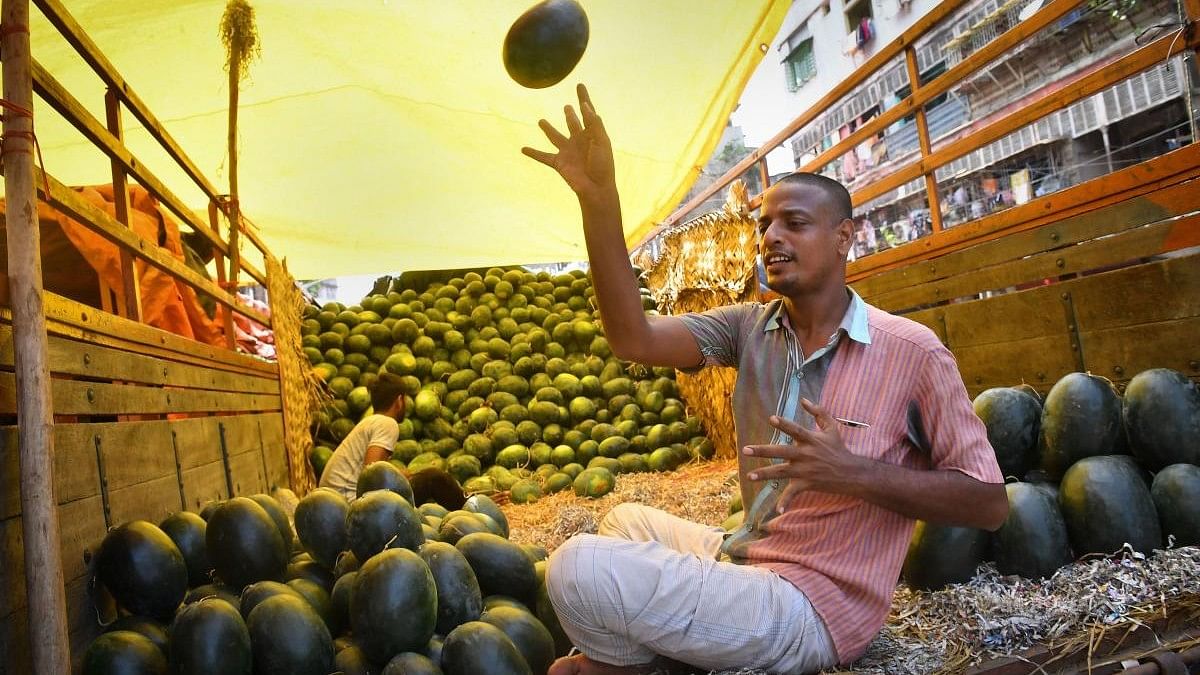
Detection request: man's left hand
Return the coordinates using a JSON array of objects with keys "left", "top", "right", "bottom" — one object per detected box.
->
[{"left": 743, "top": 398, "right": 866, "bottom": 513}]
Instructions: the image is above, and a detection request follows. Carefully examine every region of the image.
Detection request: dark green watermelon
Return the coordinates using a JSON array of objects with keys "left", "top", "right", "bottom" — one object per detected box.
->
[
  {"left": 347, "top": 490, "right": 425, "bottom": 562},
  {"left": 95, "top": 521, "right": 188, "bottom": 621},
  {"left": 335, "top": 643, "right": 382, "bottom": 675},
  {"left": 1038, "top": 373, "right": 1124, "bottom": 479},
  {"left": 423, "top": 635, "right": 445, "bottom": 667},
  {"left": 158, "top": 512, "right": 213, "bottom": 588},
  {"left": 1013, "top": 383, "right": 1043, "bottom": 407},
  {"left": 484, "top": 595, "right": 531, "bottom": 613},
  {"left": 1123, "top": 369, "right": 1200, "bottom": 471},
  {"left": 184, "top": 583, "right": 241, "bottom": 611},
  {"left": 287, "top": 558, "right": 335, "bottom": 591},
  {"left": 330, "top": 571, "right": 357, "bottom": 637},
  {"left": 901, "top": 521, "right": 989, "bottom": 591},
  {"left": 288, "top": 578, "right": 334, "bottom": 630},
  {"left": 463, "top": 495, "right": 509, "bottom": 538},
  {"left": 1151, "top": 463, "right": 1200, "bottom": 547},
  {"left": 479, "top": 605, "right": 555, "bottom": 675},
  {"left": 1059, "top": 455, "right": 1162, "bottom": 555},
  {"left": 239, "top": 580, "right": 303, "bottom": 620},
  {"left": 335, "top": 550, "right": 361, "bottom": 578},
  {"left": 105, "top": 616, "right": 169, "bottom": 658},
  {"left": 993, "top": 483, "right": 1074, "bottom": 579},
  {"left": 246, "top": 594, "right": 334, "bottom": 675},
  {"left": 534, "top": 581, "right": 572, "bottom": 658},
  {"left": 456, "top": 533, "right": 538, "bottom": 602},
  {"left": 441, "top": 621, "right": 532, "bottom": 675},
  {"left": 418, "top": 541, "right": 483, "bottom": 634},
  {"left": 418, "top": 503, "right": 450, "bottom": 520},
  {"left": 249, "top": 493, "right": 296, "bottom": 553},
  {"left": 520, "top": 544, "right": 549, "bottom": 563},
  {"left": 502, "top": 0, "right": 589, "bottom": 89},
  {"left": 206, "top": 497, "right": 288, "bottom": 591},
  {"left": 82, "top": 631, "right": 168, "bottom": 675},
  {"left": 358, "top": 461, "right": 416, "bottom": 503},
  {"left": 437, "top": 514, "right": 492, "bottom": 545},
  {"left": 973, "top": 388, "right": 1041, "bottom": 479},
  {"left": 383, "top": 651, "right": 443, "bottom": 674},
  {"left": 294, "top": 488, "right": 350, "bottom": 569},
  {"left": 351, "top": 548, "right": 439, "bottom": 663},
  {"left": 199, "top": 501, "right": 223, "bottom": 521},
  {"left": 168, "top": 597, "right": 252, "bottom": 675}
]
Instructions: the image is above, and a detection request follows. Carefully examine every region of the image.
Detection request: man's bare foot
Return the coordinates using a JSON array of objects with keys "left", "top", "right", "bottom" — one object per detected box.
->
[{"left": 547, "top": 653, "right": 695, "bottom": 675}]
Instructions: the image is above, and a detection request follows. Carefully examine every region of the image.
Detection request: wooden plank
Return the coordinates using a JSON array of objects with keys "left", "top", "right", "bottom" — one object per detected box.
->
[
  {"left": 847, "top": 142, "right": 1200, "bottom": 283},
  {"left": 0, "top": 603, "right": 31, "bottom": 675},
  {"left": 1082, "top": 317, "right": 1200, "bottom": 385},
  {"left": 222, "top": 414, "right": 265, "bottom": 457},
  {"left": 854, "top": 178, "right": 1200, "bottom": 300},
  {"left": 956, "top": 334, "right": 1078, "bottom": 397},
  {"left": 640, "top": 0, "right": 972, "bottom": 240},
  {"left": 61, "top": 421, "right": 175, "bottom": 493},
  {"left": 181, "top": 461, "right": 228, "bottom": 513},
  {"left": 171, "top": 417, "right": 223, "bottom": 470},
  {"left": 0, "top": 496, "right": 106, "bottom": 619},
  {"left": 258, "top": 413, "right": 290, "bottom": 490},
  {"left": 52, "top": 378, "right": 280, "bottom": 416},
  {"left": 104, "top": 88, "right": 142, "bottom": 322},
  {"left": 0, "top": 328, "right": 280, "bottom": 394},
  {"left": 64, "top": 575, "right": 99, "bottom": 675},
  {"left": 228, "top": 451, "right": 266, "bottom": 498},
  {"left": 19, "top": 291, "right": 277, "bottom": 376},
  {"left": 939, "top": 283, "right": 1070, "bottom": 347},
  {"left": 107, "top": 475, "right": 180, "bottom": 528},
  {"left": 30, "top": 171, "right": 269, "bottom": 325},
  {"left": 871, "top": 216, "right": 1200, "bottom": 313},
  {"left": 1070, "top": 253, "right": 1200, "bottom": 332},
  {"left": 0, "top": 375, "right": 281, "bottom": 416},
  {"left": 30, "top": 61, "right": 269, "bottom": 287},
  {"left": 0, "top": 426, "right": 100, "bottom": 521}
]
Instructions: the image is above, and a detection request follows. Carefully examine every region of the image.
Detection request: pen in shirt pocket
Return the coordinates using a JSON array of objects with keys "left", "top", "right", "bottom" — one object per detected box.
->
[{"left": 833, "top": 416, "right": 870, "bottom": 429}]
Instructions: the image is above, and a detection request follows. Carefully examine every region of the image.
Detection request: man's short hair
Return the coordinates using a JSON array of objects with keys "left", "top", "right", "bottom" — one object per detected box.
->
[
  {"left": 369, "top": 373, "right": 407, "bottom": 414},
  {"left": 775, "top": 172, "right": 853, "bottom": 224}
]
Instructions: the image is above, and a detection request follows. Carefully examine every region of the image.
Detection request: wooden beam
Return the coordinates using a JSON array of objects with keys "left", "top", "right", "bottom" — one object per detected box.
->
[
  {"left": 850, "top": 27, "right": 1200, "bottom": 207},
  {"left": 34, "top": 171, "right": 271, "bottom": 326},
  {"left": 846, "top": 141, "right": 1200, "bottom": 282},
  {"left": 2, "top": 292, "right": 279, "bottom": 376},
  {"left": 904, "top": 46, "right": 944, "bottom": 233},
  {"left": 28, "top": 60, "right": 269, "bottom": 287},
  {"left": 103, "top": 89, "right": 141, "bottom": 322},
  {"left": 635, "top": 0, "right": 972, "bottom": 243},
  {"left": 1, "top": 0, "right": 71, "bottom": 670}
]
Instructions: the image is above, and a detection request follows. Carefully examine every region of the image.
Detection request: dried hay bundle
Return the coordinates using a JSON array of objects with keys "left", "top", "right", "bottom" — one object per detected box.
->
[
  {"left": 636, "top": 182, "right": 758, "bottom": 459},
  {"left": 266, "top": 253, "right": 326, "bottom": 494}
]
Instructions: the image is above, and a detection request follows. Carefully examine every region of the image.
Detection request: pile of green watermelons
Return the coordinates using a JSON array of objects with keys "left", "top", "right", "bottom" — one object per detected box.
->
[
  {"left": 82, "top": 466, "right": 570, "bottom": 674},
  {"left": 893, "top": 367, "right": 1200, "bottom": 590},
  {"left": 303, "top": 266, "right": 716, "bottom": 502}
]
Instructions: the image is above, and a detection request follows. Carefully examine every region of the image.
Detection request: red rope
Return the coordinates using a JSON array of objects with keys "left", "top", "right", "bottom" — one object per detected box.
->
[{"left": 0, "top": 98, "right": 52, "bottom": 197}]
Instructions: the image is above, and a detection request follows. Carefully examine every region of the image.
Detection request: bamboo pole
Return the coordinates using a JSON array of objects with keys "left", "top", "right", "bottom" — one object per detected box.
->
[
  {"left": 1, "top": 0, "right": 71, "bottom": 672},
  {"left": 220, "top": 0, "right": 258, "bottom": 314}
]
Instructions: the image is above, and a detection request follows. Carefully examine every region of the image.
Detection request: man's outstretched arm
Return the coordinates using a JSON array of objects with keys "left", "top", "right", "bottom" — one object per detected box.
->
[{"left": 522, "top": 84, "right": 703, "bottom": 369}]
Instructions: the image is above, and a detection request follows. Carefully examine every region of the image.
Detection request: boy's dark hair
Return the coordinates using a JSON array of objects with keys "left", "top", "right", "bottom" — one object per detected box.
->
[
  {"left": 369, "top": 373, "right": 407, "bottom": 415},
  {"left": 776, "top": 172, "right": 854, "bottom": 223}
]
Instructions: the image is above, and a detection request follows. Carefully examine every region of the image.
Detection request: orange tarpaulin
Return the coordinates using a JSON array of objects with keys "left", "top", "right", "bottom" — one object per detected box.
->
[{"left": 1, "top": 185, "right": 225, "bottom": 346}]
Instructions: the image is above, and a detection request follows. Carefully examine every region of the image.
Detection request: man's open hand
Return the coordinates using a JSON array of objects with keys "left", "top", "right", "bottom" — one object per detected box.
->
[
  {"left": 743, "top": 398, "right": 866, "bottom": 513},
  {"left": 522, "top": 84, "right": 616, "bottom": 202}
]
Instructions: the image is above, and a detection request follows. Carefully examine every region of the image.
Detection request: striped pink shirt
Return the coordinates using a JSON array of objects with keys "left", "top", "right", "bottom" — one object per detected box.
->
[{"left": 679, "top": 296, "right": 1002, "bottom": 663}]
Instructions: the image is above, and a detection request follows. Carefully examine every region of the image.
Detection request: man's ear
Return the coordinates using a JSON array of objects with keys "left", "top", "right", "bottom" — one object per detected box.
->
[{"left": 835, "top": 218, "right": 855, "bottom": 257}]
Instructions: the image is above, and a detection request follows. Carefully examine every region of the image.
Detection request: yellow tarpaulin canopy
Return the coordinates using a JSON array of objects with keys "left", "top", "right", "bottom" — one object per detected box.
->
[{"left": 30, "top": 1, "right": 786, "bottom": 280}]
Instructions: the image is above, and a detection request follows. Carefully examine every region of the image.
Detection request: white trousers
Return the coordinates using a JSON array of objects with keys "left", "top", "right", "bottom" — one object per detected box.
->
[{"left": 546, "top": 503, "right": 837, "bottom": 674}]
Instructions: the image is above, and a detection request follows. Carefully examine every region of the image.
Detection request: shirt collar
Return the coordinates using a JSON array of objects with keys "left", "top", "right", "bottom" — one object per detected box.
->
[{"left": 764, "top": 288, "right": 872, "bottom": 345}]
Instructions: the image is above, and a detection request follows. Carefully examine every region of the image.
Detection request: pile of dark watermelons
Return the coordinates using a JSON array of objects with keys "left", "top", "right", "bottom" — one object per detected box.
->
[
  {"left": 82, "top": 463, "right": 567, "bottom": 674},
  {"left": 898, "top": 367, "right": 1200, "bottom": 590}
]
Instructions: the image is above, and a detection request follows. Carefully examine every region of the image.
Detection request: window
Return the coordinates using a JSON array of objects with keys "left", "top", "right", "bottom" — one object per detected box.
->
[
  {"left": 784, "top": 39, "right": 816, "bottom": 92},
  {"left": 844, "top": 0, "right": 874, "bottom": 33}
]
